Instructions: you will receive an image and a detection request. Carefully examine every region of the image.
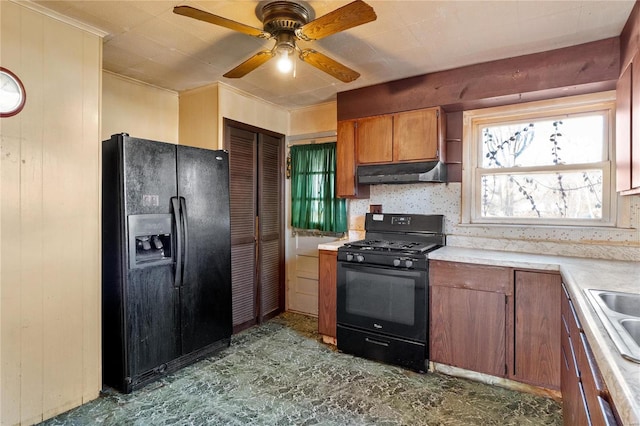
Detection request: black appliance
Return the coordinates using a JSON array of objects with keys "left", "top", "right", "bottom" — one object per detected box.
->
[
  {"left": 337, "top": 213, "right": 445, "bottom": 372},
  {"left": 102, "top": 133, "right": 232, "bottom": 393}
]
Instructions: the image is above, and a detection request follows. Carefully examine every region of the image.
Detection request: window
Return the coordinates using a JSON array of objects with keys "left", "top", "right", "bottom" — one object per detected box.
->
[
  {"left": 290, "top": 142, "right": 347, "bottom": 233},
  {"left": 463, "top": 92, "right": 615, "bottom": 226}
]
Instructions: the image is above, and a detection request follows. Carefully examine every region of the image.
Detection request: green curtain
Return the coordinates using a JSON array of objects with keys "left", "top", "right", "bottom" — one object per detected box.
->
[{"left": 290, "top": 142, "right": 347, "bottom": 233}]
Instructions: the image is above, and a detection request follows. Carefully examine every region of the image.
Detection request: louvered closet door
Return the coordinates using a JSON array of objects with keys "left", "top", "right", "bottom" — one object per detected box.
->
[
  {"left": 228, "top": 127, "right": 258, "bottom": 330},
  {"left": 258, "top": 134, "right": 282, "bottom": 321},
  {"left": 227, "top": 123, "right": 284, "bottom": 332}
]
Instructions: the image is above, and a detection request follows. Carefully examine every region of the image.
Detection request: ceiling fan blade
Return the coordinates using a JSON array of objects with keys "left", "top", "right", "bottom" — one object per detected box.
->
[
  {"left": 299, "top": 49, "right": 360, "bottom": 83},
  {"left": 223, "top": 50, "right": 274, "bottom": 78},
  {"left": 173, "top": 6, "right": 270, "bottom": 39},
  {"left": 296, "top": 0, "right": 376, "bottom": 41}
]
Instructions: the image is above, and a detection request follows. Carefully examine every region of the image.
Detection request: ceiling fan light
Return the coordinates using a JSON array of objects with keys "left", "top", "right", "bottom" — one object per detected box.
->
[{"left": 276, "top": 46, "right": 294, "bottom": 73}]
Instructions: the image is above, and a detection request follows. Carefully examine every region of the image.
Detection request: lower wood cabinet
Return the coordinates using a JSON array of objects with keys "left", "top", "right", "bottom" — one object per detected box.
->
[
  {"left": 513, "top": 270, "right": 561, "bottom": 389},
  {"left": 429, "top": 260, "right": 511, "bottom": 376},
  {"left": 318, "top": 249, "right": 337, "bottom": 343},
  {"left": 429, "top": 260, "right": 562, "bottom": 390},
  {"left": 561, "top": 284, "right": 618, "bottom": 426}
]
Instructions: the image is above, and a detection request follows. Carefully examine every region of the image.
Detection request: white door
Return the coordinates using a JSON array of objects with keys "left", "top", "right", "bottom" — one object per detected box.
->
[{"left": 284, "top": 135, "right": 342, "bottom": 316}]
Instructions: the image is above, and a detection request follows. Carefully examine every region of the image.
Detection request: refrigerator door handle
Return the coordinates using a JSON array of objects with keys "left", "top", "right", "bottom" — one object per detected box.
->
[
  {"left": 179, "top": 197, "right": 189, "bottom": 285},
  {"left": 171, "top": 196, "right": 183, "bottom": 288}
]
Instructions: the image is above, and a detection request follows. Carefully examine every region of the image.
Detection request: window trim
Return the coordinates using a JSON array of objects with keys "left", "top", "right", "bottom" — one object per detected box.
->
[{"left": 462, "top": 91, "right": 617, "bottom": 227}]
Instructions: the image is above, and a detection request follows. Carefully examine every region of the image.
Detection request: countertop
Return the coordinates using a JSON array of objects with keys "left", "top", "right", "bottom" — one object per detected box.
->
[
  {"left": 318, "top": 240, "right": 349, "bottom": 251},
  {"left": 428, "top": 246, "right": 640, "bottom": 426}
]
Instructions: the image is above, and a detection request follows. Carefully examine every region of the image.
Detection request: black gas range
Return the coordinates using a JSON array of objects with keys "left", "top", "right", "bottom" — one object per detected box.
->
[
  {"left": 336, "top": 213, "right": 445, "bottom": 373},
  {"left": 338, "top": 213, "right": 445, "bottom": 269}
]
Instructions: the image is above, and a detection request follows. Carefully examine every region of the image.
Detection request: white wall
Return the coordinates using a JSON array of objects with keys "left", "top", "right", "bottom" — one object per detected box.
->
[
  {"left": 218, "top": 83, "right": 289, "bottom": 139},
  {"left": 1, "top": 2, "right": 102, "bottom": 424},
  {"left": 179, "top": 84, "right": 218, "bottom": 149},
  {"left": 102, "top": 71, "right": 179, "bottom": 143}
]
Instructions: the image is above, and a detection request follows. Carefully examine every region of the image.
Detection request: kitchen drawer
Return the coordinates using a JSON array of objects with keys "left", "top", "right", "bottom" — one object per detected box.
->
[
  {"left": 579, "top": 332, "right": 618, "bottom": 426},
  {"left": 429, "top": 260, "right": 512, "bottom": 294},
  {"left": 568, "top": 298, "right": 582, "bottom": 347},
  {"left": 561, "top": 285, "right": 571, "bottom": 338},
  {"left": 337, "top": 325, "right": 427, "bottom": 373},
  {"left": 596, "top": 396, "right": 618, "bottom": 426}
]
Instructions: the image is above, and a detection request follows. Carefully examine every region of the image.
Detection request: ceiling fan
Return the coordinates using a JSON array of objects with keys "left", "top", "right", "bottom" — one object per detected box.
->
[{"left": 173, "top": 1, "right": 377, "bottom": 83}]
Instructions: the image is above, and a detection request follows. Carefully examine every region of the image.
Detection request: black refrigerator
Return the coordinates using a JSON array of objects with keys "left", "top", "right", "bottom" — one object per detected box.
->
[{"left": 102, "top": 133, "right": 232, "bottom": 393}]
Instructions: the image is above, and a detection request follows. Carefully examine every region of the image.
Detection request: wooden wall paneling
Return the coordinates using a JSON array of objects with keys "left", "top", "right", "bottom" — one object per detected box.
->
[
  {"left": 620, "top": 0, "right": 640, "bottom": 75},
  {"left": 1, "top": 6, "right": 24, "bottom": 425},
  {"left": 18, "top": 8, "right": 46, "bottom": 425},
  {"left": 337, "top": 38, "right": 619, "bottom": 119},
  {"left": 80, "top": 32, "right": 102, "bottom": 404},
  {"left": 42, "top": 19, "right": 85, "bottom": 417}
]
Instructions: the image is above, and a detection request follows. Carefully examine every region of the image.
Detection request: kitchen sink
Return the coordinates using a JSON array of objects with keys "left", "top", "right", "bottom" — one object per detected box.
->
[
  {"left": 621, "top": 319, "right": 640, "bottom": 346},
  {"left": 586, "top": 289, "right": 640, "bottom": 364},
  {"left": 597, "top": 291, "right": 640, "bottom": 317}
]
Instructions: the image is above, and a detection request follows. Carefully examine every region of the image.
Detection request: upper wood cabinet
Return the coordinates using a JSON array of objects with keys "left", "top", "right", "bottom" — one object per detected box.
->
[
  {"left": 355, "top": 107, "right": 445, "bottom": 165},
  {"left": 393, "top": 108, "right": 444, "bottom": 162},
  {"left": 336, "top": 120, "right": 369, "bottom": 199},
  {"left": 616, "top": 57, "right": 640, "bottom": 195},
  {"left": 356, "top": 115, "right": 393, "bottom": 163},
  {"left": 336, "top": 106, "right": 445, "bottom": 197}
]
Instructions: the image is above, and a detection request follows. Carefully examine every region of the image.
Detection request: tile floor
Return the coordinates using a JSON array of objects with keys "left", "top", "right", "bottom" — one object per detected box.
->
[{"left": 42, "top": 312, "right": 562, "bottom": 425}]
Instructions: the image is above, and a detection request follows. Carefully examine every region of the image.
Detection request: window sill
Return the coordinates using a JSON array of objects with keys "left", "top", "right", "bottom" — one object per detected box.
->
[{"left": 456, "top": 222, "right": 636, "bottom": 233}]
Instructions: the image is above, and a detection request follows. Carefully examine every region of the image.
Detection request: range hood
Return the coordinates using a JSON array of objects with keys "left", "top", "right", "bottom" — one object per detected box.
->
[{"left": 357, "top": 161, "right": 447, "bottom": 184}]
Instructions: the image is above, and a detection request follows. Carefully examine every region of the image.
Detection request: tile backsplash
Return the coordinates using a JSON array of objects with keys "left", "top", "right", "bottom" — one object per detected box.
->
[{"left": 348, "top": 183, "right": 640, "bottom": 261}]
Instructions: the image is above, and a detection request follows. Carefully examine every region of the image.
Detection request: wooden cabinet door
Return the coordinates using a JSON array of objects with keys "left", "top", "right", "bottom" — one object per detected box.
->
[
  {"left": 337, "top": 120, "right": 357, "bottom": 197},
  {"left": 356, "top": 115, "right": 393, "bottom": 164},
  {"left": 616, "top": 62, "right": 632, "bottom": 192},
  {"left": 393, "top": 108, "right": 440, "bottom": 162},
  {"left": 513, "top": 271, "right": 561, "bottom": 389},
  {"left": 430, "top": 285, "right": 507, "bottom": 377},
  {"left": 318, "top": 250, "right": 337, "bottom": 339},
  {"left": 336, "top": 120, "right": 369, "bottom": 199},
  {"left": 632, "top": 56, "right": 640, "bottom": 190}
]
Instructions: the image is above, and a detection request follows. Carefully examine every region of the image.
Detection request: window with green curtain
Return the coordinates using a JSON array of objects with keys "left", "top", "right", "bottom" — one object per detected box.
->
[{"left": 290, "top": 142, "right": 347, "bottom": 233}]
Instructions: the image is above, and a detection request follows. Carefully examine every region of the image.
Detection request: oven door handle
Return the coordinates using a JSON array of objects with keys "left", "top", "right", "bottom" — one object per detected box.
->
[{"left": 365, "top": 337, "right": 390, "bottom": 347}]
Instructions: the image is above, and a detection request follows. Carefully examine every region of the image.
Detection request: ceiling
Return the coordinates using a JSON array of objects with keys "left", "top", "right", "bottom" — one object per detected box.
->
[{"left": 33, "top": 0, "right": 636, "bottom": 110}]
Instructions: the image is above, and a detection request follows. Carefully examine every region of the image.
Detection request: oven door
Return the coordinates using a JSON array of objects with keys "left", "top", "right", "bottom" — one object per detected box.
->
[{"left": 336, "top": 261, "right": 428, "bottom": 342}]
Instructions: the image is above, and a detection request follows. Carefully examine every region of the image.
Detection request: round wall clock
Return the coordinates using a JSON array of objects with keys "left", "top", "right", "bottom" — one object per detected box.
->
[{"left": 0, "top": 67, "right": 26, "bottom": 117}]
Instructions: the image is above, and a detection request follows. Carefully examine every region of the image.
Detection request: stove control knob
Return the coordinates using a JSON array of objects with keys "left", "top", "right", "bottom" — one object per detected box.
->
[
  {"left": 393, "top": 259, "right": 401, "bottom": 267},
  {"left": 405, "top": 260, "right": 413, "bottom": 268},
  {"left": 356, "top": 255, "right": 365, "bottom": 263},
  {"left": 346, "top": 254, "right": 354, "bottom": 262}
]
